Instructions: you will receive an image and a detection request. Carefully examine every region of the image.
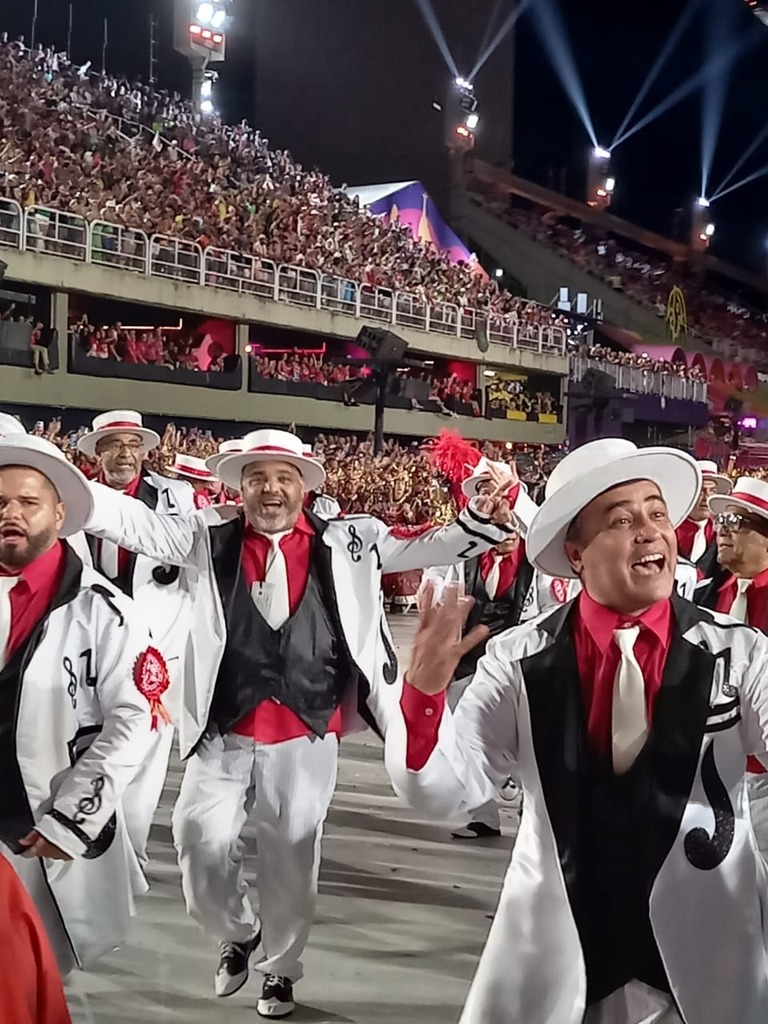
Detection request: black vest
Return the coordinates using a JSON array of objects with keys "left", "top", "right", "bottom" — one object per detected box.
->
[
  {"left": 206, "top": 516, "right": 353, "bottom": 738},
  {"left": 87, "top": 474, "right": 180, "bottom": 595},
  {"left": 522, "top": 597, "right": 716, "bottom": 1009},
  {"left": 456, "top": 553, "right": 534, "bottom": 679},
  {"left": 0, "top": 547, "right": 83, "bottom": 852}
]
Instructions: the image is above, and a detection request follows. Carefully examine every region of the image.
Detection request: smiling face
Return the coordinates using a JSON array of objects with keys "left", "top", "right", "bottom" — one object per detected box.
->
[
  {"left": 96, "top": 432, "right": 145, "bottom": 489},
  {"left": 715, "top": 505, "right": 768, "bottom": 578},
  {"left": 690, "top": 478, "right": 718, "bottom": 522},
  {"left": 564, "top": 479, "right": 677, "bottom": 615},
  {"left": 0, "top": 466, "right": 64, "bottom": 569},
  {"left": 240, "top": 460, "right": 305, "bottom": 534}
]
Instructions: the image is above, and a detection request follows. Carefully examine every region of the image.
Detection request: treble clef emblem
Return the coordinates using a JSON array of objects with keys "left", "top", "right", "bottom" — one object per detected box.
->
[
  {"left": 346, "top": 524, "right": 363, "bottom": 563},
  {"left": 63, "top": 656, "right": 78, "bottom": 709},
  {"left": 75, "top": 776, "right": 105, "bottom": 822}
]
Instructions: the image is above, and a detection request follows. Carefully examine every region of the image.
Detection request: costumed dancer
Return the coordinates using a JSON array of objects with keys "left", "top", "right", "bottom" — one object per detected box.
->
[
  {"left": 301, "top": 444, "right": 341, "bottom": 519},
  {"left": 0, "top": 434, "right": 161, "bottom": 975},
  {"left": 675, "top": 460, "right": 731, "bottom": 577},
  {"left": 695, "top": 476, "right": 768, "bottom": 863},
  {"left": 83, "top": 428, "right": 515, "bottom": 1019},
  {"left": 173, "top": 453, "right": 218, "bottom": 509},
  {"left": 78, "top": 410, "right": 195, "bottom": 870},
  {"left": 208, "top": 438, "right": 245, "bottom": 505},
  {"left": 386, "top": 437, "right": 768, "bottom": 1024}
]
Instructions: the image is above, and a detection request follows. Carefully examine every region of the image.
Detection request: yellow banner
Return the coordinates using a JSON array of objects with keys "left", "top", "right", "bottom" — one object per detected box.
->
[{"left": 666, "top": 286, "right": 687, "bottom": 342}]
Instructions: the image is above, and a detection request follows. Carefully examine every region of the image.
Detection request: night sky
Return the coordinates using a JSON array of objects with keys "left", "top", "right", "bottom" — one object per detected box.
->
[{"left": 5, "top": 0, "right": 768, "bottom": 269}]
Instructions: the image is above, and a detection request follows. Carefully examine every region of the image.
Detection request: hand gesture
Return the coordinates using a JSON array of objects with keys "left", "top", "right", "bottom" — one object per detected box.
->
[
  {"left": 474, "top": 478, "right": 513, "bottom": 526},
  {"left": 407, "top": 583, "right": 489, "bottom": 696}
]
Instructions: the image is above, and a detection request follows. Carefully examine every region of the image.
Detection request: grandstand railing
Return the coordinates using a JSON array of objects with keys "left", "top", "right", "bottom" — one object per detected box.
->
[
  {"left": 0, "top": 199, "right": 567, "bottom": 355},
  {"left": 570, "top": 356, "right": 708, "bottom": 404}
]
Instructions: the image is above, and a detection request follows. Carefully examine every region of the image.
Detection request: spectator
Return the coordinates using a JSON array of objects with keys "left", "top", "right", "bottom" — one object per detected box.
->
[{"left": 29, "top": 320, "right": 52, "bottom": 375}]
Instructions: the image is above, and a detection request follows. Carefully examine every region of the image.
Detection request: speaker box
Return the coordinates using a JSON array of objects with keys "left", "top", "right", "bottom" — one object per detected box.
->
[{"left": 357, "top": 326, "right": 408, "bottom": 363}]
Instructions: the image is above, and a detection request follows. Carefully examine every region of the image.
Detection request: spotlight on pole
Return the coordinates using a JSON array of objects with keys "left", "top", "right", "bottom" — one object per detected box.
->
[
  {"left": 587, "top": 147, "right": 615, "bottom": 209},
  {"left": 697, "top": 196, "right": 710, "bottom": 208},
  {"left": 691, "top": 197, "right": 715, "bottom": 251}
]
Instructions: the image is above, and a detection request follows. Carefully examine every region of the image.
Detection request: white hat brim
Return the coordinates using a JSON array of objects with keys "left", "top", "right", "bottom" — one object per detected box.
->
[
  {"left": 216, "top": 452, "right": 326, "bottom": 492},
  {"left": 0, "top": 444, "right": 93, "bottom": 537},
  {"left": 77, "top": 427, "right": 160, "bottom": 458},
  {"left": 461, "top": 475, "right": 490, "bottom": 498},
  {"left": 526, "top": 447, "right": 701, "bottom": 579},
  {"left": 175, "top": 468, "right": 215, "bottom": 483},
  {"left": 708, "top": 493, "right": 768, "bottom": 520},
  {"left": 701, "top": 474, "right": 732, "bottom": 495}
]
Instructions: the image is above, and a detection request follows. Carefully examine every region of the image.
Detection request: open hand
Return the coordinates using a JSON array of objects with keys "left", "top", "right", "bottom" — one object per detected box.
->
[
  {"left": 407, "top": 583, "right": 490, "bottom": 696},
  {"left": 475, "top": 477, "right": 514, "bottom": 526}
]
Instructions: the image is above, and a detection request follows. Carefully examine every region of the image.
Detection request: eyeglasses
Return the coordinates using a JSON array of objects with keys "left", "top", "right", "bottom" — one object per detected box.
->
[
  {"left": 101, "top": 440, "right": 143, "bottom": 454},
  {"left": 713, "top": 512, "right": 762, "bottom": 534}
]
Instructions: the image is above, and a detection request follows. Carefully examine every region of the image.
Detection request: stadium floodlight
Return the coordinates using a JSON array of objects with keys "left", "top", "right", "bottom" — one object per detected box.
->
[
  {"left": 455, "top": 76, "right": 473, "bottom": 90},
  {"left": 705, "top": 222, "right": 715, "bottom": 237},
  {"left": 210, "top": 7, "right": 227, "bottom": 29},
  {"left": 200, "top": 79, "right": 213, "bottom": 99},
  {"left": 697, "top": 196, "right": 710, "bottom": 208},
  {"left": 604, "top": 177, "right": 616, "bottom": 193},
  {"left": 200, "top": 98, "right": 214, "bottom": 115},
  {"left": 494, "top": 268, "right": 503, "bottom": 279},
  {"left": 195, "top": 2, "right": 214, "bottom": 25},
  {"left": 593, "top": 146, "right": 611, "bottom": 161},
  {"left": 466, "top": 112, "right": 480, "bottom": 131}
]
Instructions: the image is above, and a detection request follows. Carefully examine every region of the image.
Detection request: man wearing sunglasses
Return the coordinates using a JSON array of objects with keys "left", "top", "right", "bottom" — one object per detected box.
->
[{"left": 696, "top": 476, "right": 768, "bottom": 862}]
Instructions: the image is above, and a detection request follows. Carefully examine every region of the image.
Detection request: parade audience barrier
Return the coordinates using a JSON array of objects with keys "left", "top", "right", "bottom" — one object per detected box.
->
[
  {"left": 69, "top": 342, "right": 241, "bottom": 390},
  {"left": 0, "top": 198, "right": 568, "bottom": 356},
  {"left": 569, "top": 355, "right": 708, "bottom": 405}
]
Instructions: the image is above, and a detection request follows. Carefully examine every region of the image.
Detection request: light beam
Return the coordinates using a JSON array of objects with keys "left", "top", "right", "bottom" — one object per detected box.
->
[
  {"left": 711, "top": 119, "right": 768, "bottom": 197},
  {"left": 711, "top": 161, "right": 768, "bottom": 201},
  {"left": 529, "top": 0, "right": 597, "bottom": 149},
  {"left": 413, "top": 0, "right": 459, "bottom": 80},
  {"left": 610, "top": 0, "right": 702, "bottom": 149},
  {"left": 700, "top": 0, "right": 737, "bottom": 198},
  {"left": 471, "top": 0, "right": 534, "bottom": 78}
]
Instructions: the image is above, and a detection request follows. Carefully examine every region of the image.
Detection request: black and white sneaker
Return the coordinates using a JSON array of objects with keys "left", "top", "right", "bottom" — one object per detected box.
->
[
  {"left": 257, "top": 975, "right": 295, "bottom": 1018},
  {"left": 214, "top": 932, "right": 261, "bottom": 997},
  {"left": 451, "top": 821, "right": 502, "bottom": 840}
]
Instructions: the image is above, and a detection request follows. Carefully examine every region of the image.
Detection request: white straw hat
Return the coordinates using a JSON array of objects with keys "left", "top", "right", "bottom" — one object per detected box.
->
[
  {"left": 77, "top": 410, "right": 160, "bottom": 458},
  {"left": 206, "top": 437, "right": 245, "bottom": 477},
  {"left": 526, "top": 438, "right": 701, "bottom": 579},
  {"left": 461, "top": 456, "right": 514, "bottom": 498},
  {"left": 172, "top": 454, "right": 215, "bottom": 483},
  {"left": 708, "top": 477, "right": 768, "bottom": 521},
  {"left": 0, "top": 434, "right": 94, "bottom": 537},
  {"left": 216, "top": 429, "right": 325, "bottom": 492},
  {"left": 697, "top": 460, "right": 732, "bottom": 495},
  {"left": 0, "top": 413, "right": 26, "bottom": 436}
]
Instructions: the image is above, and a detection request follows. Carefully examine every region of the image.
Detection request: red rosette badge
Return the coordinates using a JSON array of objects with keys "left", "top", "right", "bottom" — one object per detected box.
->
[
  {"left": 550, "top": 578, "right": 569, "bottom": 605},
  {"left": 134, "top": 646, "right": 172, "bottom": 731}
]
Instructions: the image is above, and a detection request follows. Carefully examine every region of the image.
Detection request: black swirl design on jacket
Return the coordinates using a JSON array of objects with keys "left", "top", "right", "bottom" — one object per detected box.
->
[
  {"left": 684, "top": 744, "right": 735, "bottom": 871},
  {"left": 381, "top": 622, "right": 398, "bottom": 685},
  {"left": 152, "top": 565, "right": 180, "bottom": 585},
  {"left": 74, "top": 776, "right": 105, "bottom": 823}
]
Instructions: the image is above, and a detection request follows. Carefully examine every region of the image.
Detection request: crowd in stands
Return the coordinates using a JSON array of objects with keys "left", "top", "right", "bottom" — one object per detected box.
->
[
  {"left": 486, "top": 376, "right": 557, "bottom": 417},
  {"left": 69, "top": 317, "right": 225, "bottom": 370},
  {"left": 585, "top": 343, "right": 706, "bottom": 382},
  {"left": 27, "top": 415, "right": 563, "bottom": 523},
  {"left": 497, "top": 202, "right": 768, "bottom": 355},
  {"left": 1, "top": 37, "right": 551, "bottom": 330}
]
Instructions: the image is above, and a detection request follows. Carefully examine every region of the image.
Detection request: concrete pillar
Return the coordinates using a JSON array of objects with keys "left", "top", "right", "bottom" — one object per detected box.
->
[
  {"left": 50, "top": 291, "right": 69, "bottom": 373},
  {"left": 236, "top": 322, "right": 249, "bottom": 393}
]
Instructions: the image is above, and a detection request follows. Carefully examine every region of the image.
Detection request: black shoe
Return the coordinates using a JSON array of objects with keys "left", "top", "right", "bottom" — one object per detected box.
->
[
  {"left": 257, "top": 975, "right": 295, "bottom": 1018},
  {"left": 451, "top": 821, "right": 502, "bottom": 839},
  {"left": 214, "top": 931, "right": 261, "bottom": 997}
]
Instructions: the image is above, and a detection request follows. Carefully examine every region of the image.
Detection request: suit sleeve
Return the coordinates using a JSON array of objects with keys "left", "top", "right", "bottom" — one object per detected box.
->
[
  {"left": 34, "top": 593, "right": 156, "bottom": 858},
  {"left": 378, "top": 498, "right": 519, "bottom": 574},
  {"left": 738, "top": 630, "right": 768, "bottom": 769},
  {"left": 385, "top": 635, "right": 520, "bottom": 818},
  {"left": 86, "top": 480, "right": 205, "bottom": 567}
]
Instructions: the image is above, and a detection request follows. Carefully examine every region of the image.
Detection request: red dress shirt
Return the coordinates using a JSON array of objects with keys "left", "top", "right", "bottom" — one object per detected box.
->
[
  {"left": 401, "top": 590, "right": 672, "bottom": 771},
  {"left": 193, "top": 489, "right": 213, "bottom": 510},
  {"left": 232, "top": 514, "right": 343, "bottom": 743},
  {"left": 95, "top": 472, "right": 143, "bottom": 577},
  {"left": 479, "top": 541, "right": 525, "bottom": 597},
  {"left": 716, "top": 566, "right": 768, "bottom": 774},
  {"left": 675, "top": 517, "right": 713, "bottom": 560},
  {"left": 0, "top": 541, "right": 66, "bottom": 664},
  {"left": 0, "top": 855, "right": 72, "bottom": 1024}
]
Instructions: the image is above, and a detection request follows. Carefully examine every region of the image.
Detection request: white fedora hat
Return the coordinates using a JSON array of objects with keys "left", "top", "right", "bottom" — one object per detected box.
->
[
  {"left": 206, "top": 437, "right": 245, "bottom": 477},
  {"left": 461, "top": 456, "right": 513, "bottom": 498},
  {"left": 527, "top": 438, "right": 701, "bottom": 579},
  {"left": 709, "top": 476, "right": 768, "bottom": 520},
  {"left": 173, "top": 454, "right": 215, "bottom": 483},
  {"left": 0, "top": 434, "right": 93, "bottom": 537},
  {"left": 697, "top": 460, "right": 732, "bottom": 495},
  {"left": 0, "top": 412, "right": 26, "bottom": 436},
  {"left": 78, "top": 410, "right": 160, "bottom": 459},
  {"left": 216, "top": 429, "right": 325, "bottom": 492}
]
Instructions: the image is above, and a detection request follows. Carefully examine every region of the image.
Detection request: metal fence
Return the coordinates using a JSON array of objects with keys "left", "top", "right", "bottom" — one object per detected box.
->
[
  {"left": 570, "top": 356, "right": 708, "bottom": 404},
  {"left": 0, "top": 197, "right": 568, "bottom": 354}
]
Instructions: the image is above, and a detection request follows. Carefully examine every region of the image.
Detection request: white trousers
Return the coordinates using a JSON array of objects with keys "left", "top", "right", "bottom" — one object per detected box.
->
[
  {"left": 123, "top": 724, "right": 175, "bottom": 870},
  {"left": 748, "top": 773, "right": 768, "bottom": 862},
  {"left": 1, "top": 845, "right": 76, "bottom": 977},
  {"left": 585, "top": 981, "right": 683, "bottom": 1024},
  {"left": 450, "top": 676, "right": 502, "bottom": 830},
  {"left": 172, "top": 731, "right": 338, "bottom": 983}
]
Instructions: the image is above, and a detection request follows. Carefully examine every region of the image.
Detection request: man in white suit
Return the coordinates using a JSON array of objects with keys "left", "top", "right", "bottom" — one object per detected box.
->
[{"left": 386, "top": 438, "right": 768, "bottom": 1024}]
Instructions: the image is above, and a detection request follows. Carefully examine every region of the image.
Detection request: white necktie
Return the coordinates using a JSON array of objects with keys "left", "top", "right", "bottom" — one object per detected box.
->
[
  {"left": 251, "top": 535, "right": 291, "bottom": 630},
  {"left": 0, "top": 576, "right": 20, "bottom": 670},
  {"left": 485, "top": 554, "right": 503, "bottom": 600},
  {"left": 689, "top": 520, "right": 710, "bottom": 563},
  {"left": 728, "top": 577, "right": 751, "bottom": 624},
  {"left": 98, "top": 538, "right": 120, "bottom": 580},
  {"left": 612, "top": 625, "right": 648, "bottom": 774}
]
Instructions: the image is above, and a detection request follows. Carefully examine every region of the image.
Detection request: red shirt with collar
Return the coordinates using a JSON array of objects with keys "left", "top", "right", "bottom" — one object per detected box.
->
[
  {"left": 1, "top": 541, "right": 66, "bottom": 664},
  {"left": 479, "top": 541, "right": 525, "bottom": 598},
  {"left": 675, "top": 517, "right": 713, "bottom": 560},
  {"left": 716, "top": 565, "right": 768, "bottom": 775},
  {"left": 401, "top": 590, "right": 672, "bottom": 771},
  {"left": 232, "top": 513, "right": 343, "bottom": 743},
  {"left": 95, "top": 471, "right": 143, "bottom": 578}
]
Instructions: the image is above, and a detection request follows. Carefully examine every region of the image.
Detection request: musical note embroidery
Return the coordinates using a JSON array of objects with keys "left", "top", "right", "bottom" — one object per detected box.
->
[
  {"left": 369, "top": 542, "right": 383, "bottom": 571},
  {"left": 346, "top": 525, "right": 363, "bottom": 563},
  {"left": 684, "top": 744, "right": 735, "bottom": 871},
  {"left": 381, "top": 622, "right": 398, "bottom": 685},
  {"left": 79, "top": 648, "right": 97, "bottom": 688},
  {"left": 74, "top": 776, "right": 105, "bottom": 824},
  {"left": 63, "top": 656, "right": 78, "bottom": 709}
]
